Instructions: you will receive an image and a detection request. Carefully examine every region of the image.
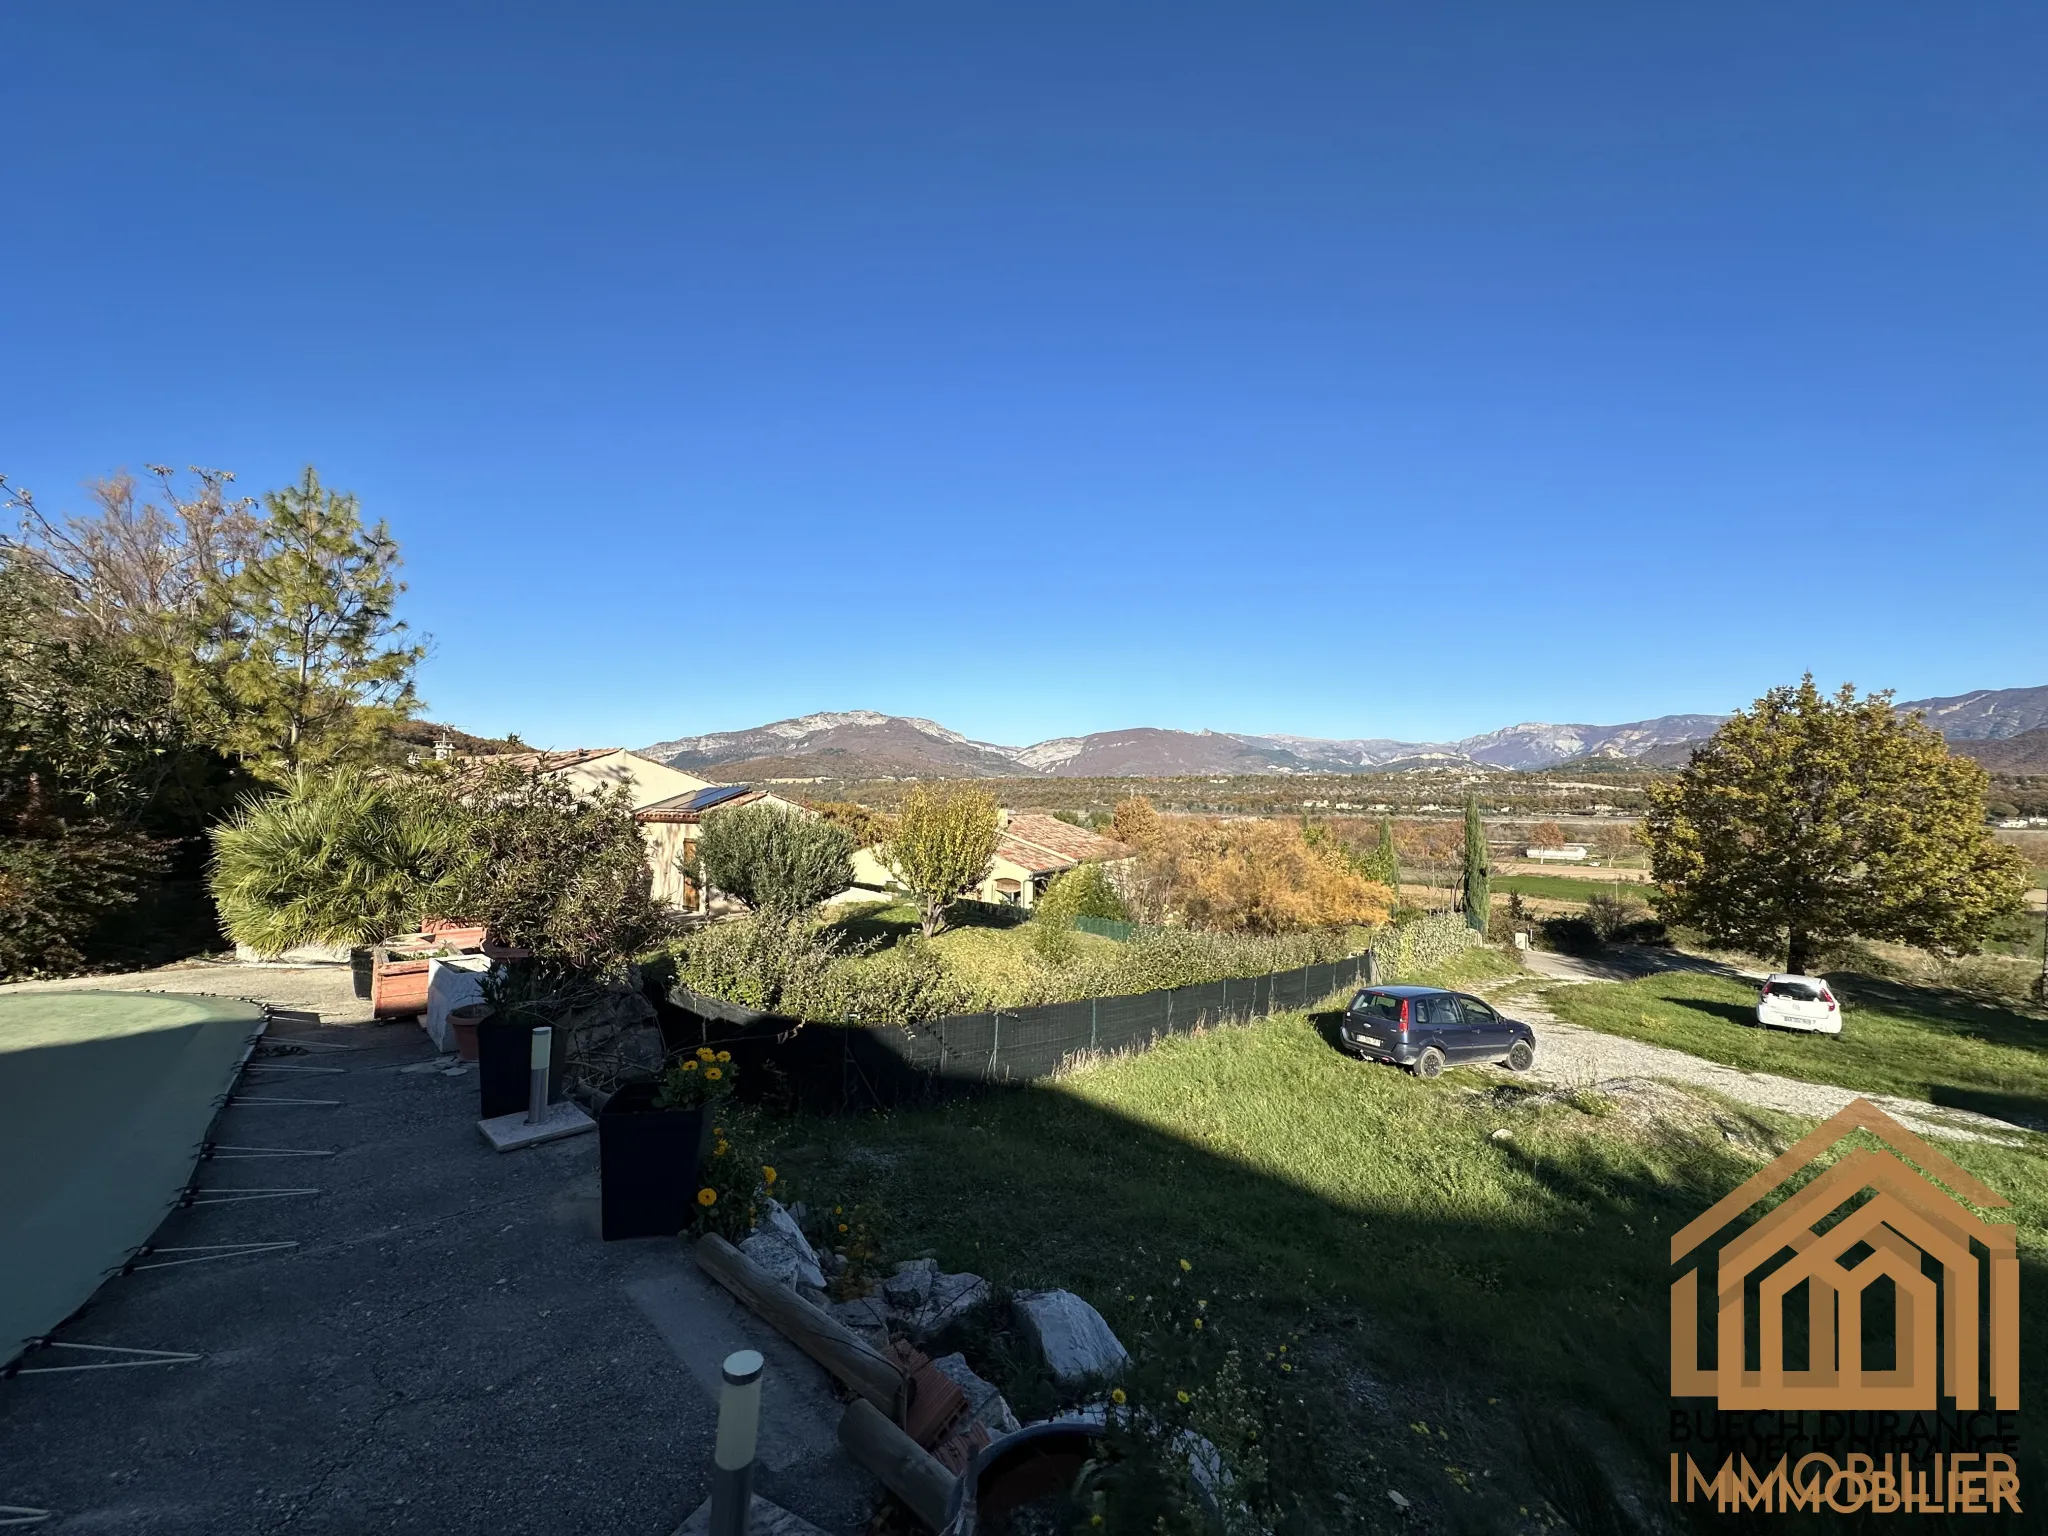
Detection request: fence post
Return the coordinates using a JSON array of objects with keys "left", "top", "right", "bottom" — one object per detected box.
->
[{"left": 1090, "top": 997, "right": 1098, "bottom": 1052}]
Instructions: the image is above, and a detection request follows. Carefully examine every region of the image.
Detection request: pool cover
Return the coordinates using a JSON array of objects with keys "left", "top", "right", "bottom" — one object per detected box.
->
[{"left": 0, "top": 991, "right": 266, "bottom": 1366}]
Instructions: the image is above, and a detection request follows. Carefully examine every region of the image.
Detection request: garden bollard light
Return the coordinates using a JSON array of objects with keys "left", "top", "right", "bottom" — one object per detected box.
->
[
  {"left": 710, "top": 1349, "right": 764, "bottom": 1536},
  {"left": 525, "top": 1026, "right": 551, "bottom": 1125}
]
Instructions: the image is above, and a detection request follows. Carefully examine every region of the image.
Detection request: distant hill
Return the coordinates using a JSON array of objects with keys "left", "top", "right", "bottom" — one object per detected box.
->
[
  {"left": 1952, "top": 727, "right": 2048, "bottom": 775},
  {"left": 642, "top": 711, "right": 1023, "bottom": 779},
  {"left": 1896, "top": 684, "right": 2048, "bottom": 741},
  {"left": 637, "top": 688, "right": 2047, "bottom": 782}
]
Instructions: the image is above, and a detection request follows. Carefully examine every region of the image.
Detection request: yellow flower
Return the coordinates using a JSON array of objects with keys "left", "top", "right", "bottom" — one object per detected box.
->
[
  {"left": 680, "top": 1059, "right": 699, "bottom": 1073},
  {"left": 1178, "top": 1258, "right": 1191, "bottom": 1272},
  {"left": 1110, "top": 1387, "right": 1127, "bottom": 1405},
  {"left": 697, "top": 1047, "right": 715, "bottom": 1062},
  {"left": 696, "top": 1188, "right": 718, "bottom": 1207},
  {"left": 1197, "top": 1298, "right": 1207, "bottom": 1308},
  {"left": 837, "top": 1222, "right": 849, "bottom": 1233},
  {"left": 1091, "top": 1518, "right": 1103, "bottom": 1529},
  {"left": 1176, "top": 1390, "right": 1190, "bottom": 1404},
  {"left": 834, "top": 1205, "right": 843, "bottom": 1215},
  {"left": 1281, "top": 1362, "right": 1293, "bottom": 1373},
  {"left": 714, "top": 1141, "right": 729, "bottom": 1156},
  {"left": 1192, "top": 1318, "right": 1203, "bottom": 1329},
  {"left": 716, "top": 1050, "right": 731, "bottom": 1063},
  {"left": 762, "top": 1166, "right": 777, "bottom": 1185},
  {"left": 705, "top": 1067, "right": 723, "bottom": 1082}
]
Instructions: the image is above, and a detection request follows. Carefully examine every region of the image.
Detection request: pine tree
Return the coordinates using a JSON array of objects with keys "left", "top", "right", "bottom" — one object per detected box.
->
[
  {"left": 1461, "top": 794, "right": 1490, "bottom": 933},
  {"left": 204, "top": 468, "right": 422, "bottom": 781}
]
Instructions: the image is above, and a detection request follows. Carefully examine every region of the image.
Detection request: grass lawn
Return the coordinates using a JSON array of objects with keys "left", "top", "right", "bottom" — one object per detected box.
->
[
  {"left": 1492, "top": 873, "right": 1658, "bottom": 905},
  {"left": 1540, "top": 968, "right": 2048, "bottom": 1129},
  {"left": 775, "top": 993, "right": 2048, "bottom": 1531}
]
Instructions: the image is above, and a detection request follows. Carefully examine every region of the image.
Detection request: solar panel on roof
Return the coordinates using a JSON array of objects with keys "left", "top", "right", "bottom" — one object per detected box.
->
[{"left": 684, "top": 784, "right": 751, "bottom": 813}]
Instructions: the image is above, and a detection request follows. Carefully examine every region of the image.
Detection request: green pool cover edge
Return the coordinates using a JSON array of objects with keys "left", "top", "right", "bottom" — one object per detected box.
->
[{"left": 0, "top": 991, "right": 267, "bottom": 1366}]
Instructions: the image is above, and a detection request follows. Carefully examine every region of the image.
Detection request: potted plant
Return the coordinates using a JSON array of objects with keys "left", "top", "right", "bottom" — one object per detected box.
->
[
  {"left": 474, "top": 962, "right": 586, "bottom": 1118},
  {"left": 599, "top": 1046, "right": 735, "bottom": 1241},
  {"left": 448, "top": 1001, "right": 490, "bottom": 1062}
]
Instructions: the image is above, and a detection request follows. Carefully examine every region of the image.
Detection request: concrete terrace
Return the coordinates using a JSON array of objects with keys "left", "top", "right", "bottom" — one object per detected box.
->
[{"left": 0, "top": 967, "right": 874, "bottom": 1535}]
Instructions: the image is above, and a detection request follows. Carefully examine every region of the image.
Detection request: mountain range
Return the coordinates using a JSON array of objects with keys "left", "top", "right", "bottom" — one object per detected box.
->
[{"left": 639, "top": 684, "right": 2048, "bottom": 780}]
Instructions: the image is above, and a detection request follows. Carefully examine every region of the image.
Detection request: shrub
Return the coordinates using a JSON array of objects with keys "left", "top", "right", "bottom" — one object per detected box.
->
[
  {"left": 1538, "top": 914, "right": 1601, "bottom": 956},
  {"left": 1036, "top": 862, "right": 1130, "bottom": 926},
  {"left": 209, "top": 769, "right": 455, "bottom": 953},
  {"left": 1584, "top": 889, "right": 1666, "bottom": 945},
  {"left": 443, "top": 763, "right": 673, "bottom": 974},
  {"left": 1138, "top": 817, "right": 1391, "bottom": 934},
  {"left": 668, "top": 911, "right": 858, "bottom": 1014},
  {"left": 0, "top": 818, "right": 169, "bottom": 978},
  {"left": 805, "top": 939, "right": 972, "bottom": 1024},
  {"left": 694, "top": 802, "right": 856, "bottom": 914}
]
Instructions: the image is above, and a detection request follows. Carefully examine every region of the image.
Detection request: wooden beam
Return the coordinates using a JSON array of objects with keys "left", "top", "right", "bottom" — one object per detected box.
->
[
  {"left": 693, "top": 1234, "right": 906, "bottom": 1419},
  {"left": 838, "top": 1399, "right": 957, "bottom": 1532}
]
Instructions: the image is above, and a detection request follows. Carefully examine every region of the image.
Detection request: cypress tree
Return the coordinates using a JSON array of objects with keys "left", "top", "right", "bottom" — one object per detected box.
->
[
  {"left": 1462, "top": 794, "right": 1490, "bottom": 932},
  {"left": 1372, "top": 815, "right": 1401, "bottom": 897}
]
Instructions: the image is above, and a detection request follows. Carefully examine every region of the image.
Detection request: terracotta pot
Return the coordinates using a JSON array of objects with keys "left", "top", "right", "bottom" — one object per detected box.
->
[
  {"left": 944, "top": 1420, "right": 1105, "bottom": 1534},
  {"left": 448, "top": 1002, "right": 490, "bottom": 1063}
]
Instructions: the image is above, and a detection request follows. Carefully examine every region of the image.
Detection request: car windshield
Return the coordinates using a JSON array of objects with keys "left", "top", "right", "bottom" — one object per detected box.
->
[{"left": 1765, "top": 981, "right": 1825, "bottom": 1002}]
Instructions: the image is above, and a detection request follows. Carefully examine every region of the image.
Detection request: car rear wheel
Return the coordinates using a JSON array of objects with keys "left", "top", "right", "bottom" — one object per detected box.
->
[
  {"left": 1505, "top": 1039, "right": 1534, "bottom": 1072},
  {"left": 1413, "top": 1046, "right": 1445, "bottom": 1080}
]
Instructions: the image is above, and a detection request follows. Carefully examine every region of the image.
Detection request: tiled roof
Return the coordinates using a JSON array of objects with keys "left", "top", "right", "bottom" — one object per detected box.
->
[
  {"left": 1001, "top": 814, "right": 1131, "bottom": 866},
  {"left": 995, "top": 834, "right": 1074, "bottom": 876}
]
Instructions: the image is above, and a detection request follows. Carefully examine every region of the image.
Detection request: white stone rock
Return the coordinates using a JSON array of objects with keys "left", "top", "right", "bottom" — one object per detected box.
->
[
  {"left": 930, "top": 1351, "right": 1022, "bottom": 1437},
  {"left": 1012, "top": 1290, "right": 1130, "bottom": 1386},
  {"left": 883, "top": 1258, "right": 938, "bottom": 1309},
  {"left": 738, "top": 1199, "right": 827, "bottom": 1292}
]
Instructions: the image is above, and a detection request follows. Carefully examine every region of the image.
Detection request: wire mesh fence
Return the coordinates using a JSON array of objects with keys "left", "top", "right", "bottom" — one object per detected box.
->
[{"left": 662, "top": 949, "right": 1386, "bottom": 1114}]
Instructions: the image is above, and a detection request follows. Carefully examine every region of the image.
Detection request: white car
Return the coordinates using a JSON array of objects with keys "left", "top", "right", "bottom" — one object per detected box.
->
[{"left": 1754, "top": 974, "right": 1841, "bottom": 1034}]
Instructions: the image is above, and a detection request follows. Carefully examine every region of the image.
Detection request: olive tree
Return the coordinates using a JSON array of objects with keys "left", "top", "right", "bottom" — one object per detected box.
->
[{"left": 694, "top": 801, "right": 856, "bottom": 914}]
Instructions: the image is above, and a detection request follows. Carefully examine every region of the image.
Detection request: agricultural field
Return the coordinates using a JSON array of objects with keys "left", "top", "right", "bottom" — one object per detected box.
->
[
  {"left": 1492, "top": 872, "right": 1657, "bottom": 906},
  {"left": 781, "top": 767, "right": 1660, "bottom": 821}
]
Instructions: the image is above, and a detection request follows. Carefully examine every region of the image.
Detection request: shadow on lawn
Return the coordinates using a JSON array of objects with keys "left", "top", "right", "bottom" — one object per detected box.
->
[
  {"left": 788, "top": 1064, "right": 2048, "bottom": 1535},
  {"left": 1831, "top": 971, "right": 2048, "bottom": 1053},
  {"left": 1930, "top": 1083, "right": 2048, "bottom": 1133},
  {"left": 1670, "top": 997, "right": 1758, "bottom": 1030}
]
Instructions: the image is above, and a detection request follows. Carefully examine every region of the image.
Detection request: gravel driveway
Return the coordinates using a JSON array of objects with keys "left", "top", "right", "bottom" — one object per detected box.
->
[{"left": 1498, "top": 947, "right": 2033, "bottom": 1145}]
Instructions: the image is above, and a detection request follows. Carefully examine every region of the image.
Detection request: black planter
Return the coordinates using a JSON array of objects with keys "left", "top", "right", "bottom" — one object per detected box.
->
[
  {"left": 476, "top": 1015, "right": 569, "bottom": 1119},
  {"left": 350, "top": 948, "right": 374, "bottom": 1000},
  {"left": 598, "top": 1080, "right": 713, "bottom": 1241}
]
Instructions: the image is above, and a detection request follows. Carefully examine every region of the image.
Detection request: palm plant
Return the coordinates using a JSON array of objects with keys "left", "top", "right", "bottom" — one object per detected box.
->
[{"left": 208, "top": 769, "right": 459, "bottom": 953}]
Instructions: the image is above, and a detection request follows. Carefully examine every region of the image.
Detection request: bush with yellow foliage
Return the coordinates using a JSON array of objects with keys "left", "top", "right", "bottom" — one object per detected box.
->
[{"left": 1134, "top": 816, "right": 1392, "bottom": 934}]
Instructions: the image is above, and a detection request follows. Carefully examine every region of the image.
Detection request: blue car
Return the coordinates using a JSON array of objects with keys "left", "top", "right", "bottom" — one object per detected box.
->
[{"left": 1338, "top": 985, "right": 1538, "bottom": 1080}]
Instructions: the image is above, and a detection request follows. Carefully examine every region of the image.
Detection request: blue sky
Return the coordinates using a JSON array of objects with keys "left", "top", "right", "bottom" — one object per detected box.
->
[{"left": 5, "top": 4, "right": 2043, "bottom": 750}]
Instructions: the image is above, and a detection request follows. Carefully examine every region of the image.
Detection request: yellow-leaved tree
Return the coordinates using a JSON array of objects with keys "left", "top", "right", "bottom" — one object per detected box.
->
[{"left": 1644, "top": 677, "right": 2027, "bottom": 974}]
